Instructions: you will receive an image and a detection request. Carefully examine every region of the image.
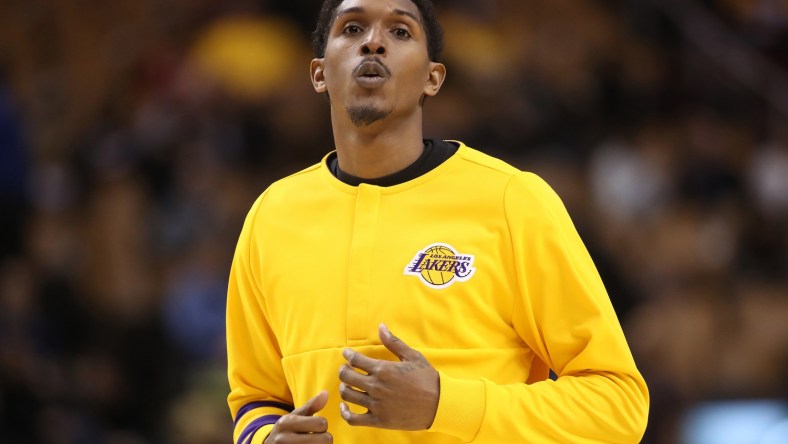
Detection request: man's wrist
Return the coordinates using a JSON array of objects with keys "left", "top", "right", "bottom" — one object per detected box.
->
[
  {"left": 255, "top": 424, "right": 276, "bottom": 444},
  {"left": 428, "top": 371, "right": 486, "bottom": 442}
]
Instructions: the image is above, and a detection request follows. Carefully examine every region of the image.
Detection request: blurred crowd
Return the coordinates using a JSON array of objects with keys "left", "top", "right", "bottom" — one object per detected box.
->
[{"left": 0, "top": 0, "right": 786, "bottom": 443}]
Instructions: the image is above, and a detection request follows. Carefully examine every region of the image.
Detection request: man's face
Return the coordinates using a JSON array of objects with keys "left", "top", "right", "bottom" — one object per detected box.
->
[{"left": 311, "top": 0, "right": 443, "bottom": 127}]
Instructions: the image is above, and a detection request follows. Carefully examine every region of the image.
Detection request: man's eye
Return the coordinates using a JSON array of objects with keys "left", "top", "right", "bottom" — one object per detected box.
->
[
  {"left": 343, "top": 25, "right": 362, "bottom": 34},
  {"left": 393, "top": 28, "right": 411, "bottom": 38}
]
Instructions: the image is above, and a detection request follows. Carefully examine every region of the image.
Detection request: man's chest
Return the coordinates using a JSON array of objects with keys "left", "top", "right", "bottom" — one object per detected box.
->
[{"left": 256, "top": 192, "right": 521, "bottom": 357}]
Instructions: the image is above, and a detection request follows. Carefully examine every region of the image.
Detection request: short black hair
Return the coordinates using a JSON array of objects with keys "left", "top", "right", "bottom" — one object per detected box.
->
[{"left": 312, "top": 0, "right": 444, "bottom": 62}]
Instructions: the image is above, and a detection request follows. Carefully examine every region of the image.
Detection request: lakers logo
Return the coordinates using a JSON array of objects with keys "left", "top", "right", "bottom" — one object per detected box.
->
[{"left": 404, "top": 243, "right": 476, "bottom": 289}]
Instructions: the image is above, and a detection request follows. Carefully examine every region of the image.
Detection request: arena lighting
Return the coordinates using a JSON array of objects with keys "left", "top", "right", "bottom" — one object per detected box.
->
[{"left": 680, "top": 399, "right": 788, "bottom": 444}]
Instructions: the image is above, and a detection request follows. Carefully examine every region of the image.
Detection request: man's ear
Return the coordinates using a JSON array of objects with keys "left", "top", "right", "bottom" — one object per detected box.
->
[
  {"left": 423, "top": 62, "right": 447, "bottom": 97},
  {"left": 311, "top": 58, "right": 327, "bottom": 93}
]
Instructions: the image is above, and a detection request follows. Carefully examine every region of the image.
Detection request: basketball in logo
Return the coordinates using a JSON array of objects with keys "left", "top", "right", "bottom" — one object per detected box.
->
[
  {"left": 421, "top": 245, "right": 456, "bottom": 286},
  {"left": 404, "top": 243, "right": 476, "bottom": 289}
]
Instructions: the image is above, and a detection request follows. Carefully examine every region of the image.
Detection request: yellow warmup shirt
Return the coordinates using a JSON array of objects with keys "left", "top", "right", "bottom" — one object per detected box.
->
[{"left": 227, "top": 142, "right": 649, "bottom": 443}]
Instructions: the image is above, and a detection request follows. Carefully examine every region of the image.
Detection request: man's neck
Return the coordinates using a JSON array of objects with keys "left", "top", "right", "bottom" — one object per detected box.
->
[{"left": 331, "top": 112, "right": 425, "bottom": 180}]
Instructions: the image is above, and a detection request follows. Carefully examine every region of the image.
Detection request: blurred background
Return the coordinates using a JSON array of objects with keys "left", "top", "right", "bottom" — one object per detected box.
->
[{"left": 0, "top": 0, "right": 786, "bottom": 443}]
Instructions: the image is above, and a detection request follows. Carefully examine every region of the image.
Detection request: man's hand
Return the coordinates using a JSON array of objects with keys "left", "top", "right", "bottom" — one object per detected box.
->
[
  {"left": 264, "top": 391, "right": 332, "bottom": 443},
  {"left": 338, "top": 323, "right": 439, "bottom": 431}
]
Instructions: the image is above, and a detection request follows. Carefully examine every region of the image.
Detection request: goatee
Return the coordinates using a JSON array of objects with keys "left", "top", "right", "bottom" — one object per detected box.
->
[{"left": 346, "top": 106, "right": 390, "bottom": 127}]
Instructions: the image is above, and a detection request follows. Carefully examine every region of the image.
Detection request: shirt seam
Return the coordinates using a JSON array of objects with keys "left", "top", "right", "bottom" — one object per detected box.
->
[
  {"left": 280, "top": 345, "right": 531, "bottom": 360},
  {"left": 456, "top": 148, "right": 520, "bottom": 176},
  {"left": 503, "top": 174, "right": 525, "bottom": 338},
  {"left": 246, "top": 191, "right": 269, "bottom": 300}
]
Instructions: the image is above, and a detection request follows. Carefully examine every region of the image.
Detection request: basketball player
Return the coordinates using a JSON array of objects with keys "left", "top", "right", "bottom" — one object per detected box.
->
[{"left": 226, "top": 0, "right": 649, "bottom": 442}]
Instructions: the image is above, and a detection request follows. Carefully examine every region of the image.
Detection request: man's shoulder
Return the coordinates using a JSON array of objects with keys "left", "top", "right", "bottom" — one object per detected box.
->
[
  {"left": 453, "top": 142, "right": 556, "bottom": 199},
  {"left": 270, "top": 161, "right": 324, "bottom": 188},
  {"left": 253, "top": 160, "right": 328, "bottom": 209},
  {"left": 454, "top": 143, "right": 522, "bottom": 177}
]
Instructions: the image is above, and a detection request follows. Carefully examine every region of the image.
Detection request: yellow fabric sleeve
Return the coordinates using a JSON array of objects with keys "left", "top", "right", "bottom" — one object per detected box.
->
[
  {"left": 429, "top": 172, "right": 649, "bottom": 443},
  {"left": 429, "top": 371, "right": 486, "bottom": 441},
  {"left": 250, "top": 425, "right": 275, "bottom": 444},
  {"left": 227, "top": 191, "right": 295, "bottom": 444}
]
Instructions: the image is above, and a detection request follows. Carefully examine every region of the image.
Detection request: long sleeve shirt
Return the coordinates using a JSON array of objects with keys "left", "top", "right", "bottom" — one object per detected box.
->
[{"left": 226, "top": 142, "right": 649, "bottom": 443}]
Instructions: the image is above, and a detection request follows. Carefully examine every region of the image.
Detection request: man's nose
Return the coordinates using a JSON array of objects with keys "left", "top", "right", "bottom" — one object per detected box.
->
[{"left": 361, "top": 28, "right": 386, "bottom": 55}]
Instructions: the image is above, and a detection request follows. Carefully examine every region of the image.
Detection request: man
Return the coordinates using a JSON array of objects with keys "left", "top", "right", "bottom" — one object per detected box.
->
[{"left": 226, "top": 0, "right": 649, "bottom": 442}]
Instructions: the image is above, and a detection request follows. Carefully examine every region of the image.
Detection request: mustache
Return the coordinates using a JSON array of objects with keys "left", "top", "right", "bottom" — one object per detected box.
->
[{"left": 352, "top": 57, "right": 392, "bottom": 77}]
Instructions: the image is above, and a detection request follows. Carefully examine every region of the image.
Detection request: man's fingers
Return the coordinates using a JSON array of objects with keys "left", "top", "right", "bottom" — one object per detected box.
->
[
  {"left": 338, "top": 364, "right": 372, "bottom": 393},
  {"left": 286, "top": 433, "right": 333, "bottom": 444},
  {"left": 379, "top": 323, "right": 419, "bottom": 361},
  {"left": 276, "top": 414, "right": 329, "bottom": 434},
  {"left": 340, "top": 402, "right": 377, "bottom": 427},
  {"left": 339, "top": 382, "right": 372, "bottom": 409},
  {"left": 342, "top": 348, "right": 379, "bottom": 373},
  {"left": 291, "top": 390, "right": 329, "bottom": 416}
]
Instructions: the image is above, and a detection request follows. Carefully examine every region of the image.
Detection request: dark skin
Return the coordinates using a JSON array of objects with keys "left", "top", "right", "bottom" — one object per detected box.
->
[
  {"left": 264, "top": 392, "right": 332, "bottom": 443},
  {"left": 338, "top": 323, "right": 439, "bottom": 430},
  {"left": 309, "top": 0, "right": 446, "bottom": 179},
  {"left": 265, "top": 326, "right": 440, "bottom": 442},
  {"left": 265, "top": 0, "right": 445, "bottom": 441}
]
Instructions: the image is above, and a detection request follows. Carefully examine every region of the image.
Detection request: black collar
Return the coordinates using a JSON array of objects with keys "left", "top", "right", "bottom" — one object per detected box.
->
[{"left": 327, "top": 139, "right": 459, "bottom": 187}]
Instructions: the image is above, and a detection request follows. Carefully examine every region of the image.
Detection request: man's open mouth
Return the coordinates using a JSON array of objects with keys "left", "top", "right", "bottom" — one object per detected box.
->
[{"left": 354, "top": 60, "right": 391, "bottom": 79}]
